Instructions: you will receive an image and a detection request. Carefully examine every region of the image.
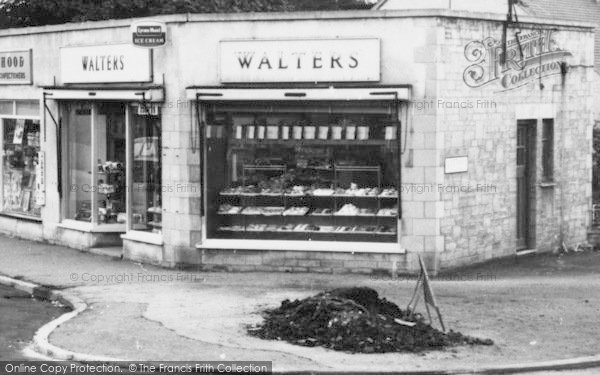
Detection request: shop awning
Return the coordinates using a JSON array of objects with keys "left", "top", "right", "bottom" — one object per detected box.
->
[
  {"left": 186, "top": 86, "right": 410, "bottom": 101},
  {"left": 41, "top": 86, "right": 164, "bottom": 102}
]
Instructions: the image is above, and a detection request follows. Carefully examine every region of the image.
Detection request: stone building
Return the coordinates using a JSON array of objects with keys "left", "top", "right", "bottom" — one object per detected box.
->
[{"left": 0, "top": 6, "right": 595, "bottom": 274}]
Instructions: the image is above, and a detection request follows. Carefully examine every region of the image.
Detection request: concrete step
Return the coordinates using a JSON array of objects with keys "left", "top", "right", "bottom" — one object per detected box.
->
[{"left": 88, "top": 246, "right": 123, "bottom": 260}]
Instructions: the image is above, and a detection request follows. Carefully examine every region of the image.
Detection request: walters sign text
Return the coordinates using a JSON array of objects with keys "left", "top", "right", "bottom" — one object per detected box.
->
[
  {"left": 60, "top": 44, "right": 152, "bottom": 83},
  {"left": 219, "top": 39, "right": 380, "bottom": 83},
  {"left": 463, "top": 30, "right": 571, "bottom": 90}
]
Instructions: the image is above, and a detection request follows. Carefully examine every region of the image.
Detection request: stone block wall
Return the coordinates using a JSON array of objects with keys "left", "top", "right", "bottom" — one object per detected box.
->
[
  {"left": 199, "top": 249, "right": 421, "bottom": 275},
  {"left": 434, "top": 18, "right": 594, "bottom": 268}
]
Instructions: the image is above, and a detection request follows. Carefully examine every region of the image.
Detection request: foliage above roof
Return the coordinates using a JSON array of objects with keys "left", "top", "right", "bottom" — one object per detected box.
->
[{"left": 0, "top": 0, "right": 373, "bottom": 29}]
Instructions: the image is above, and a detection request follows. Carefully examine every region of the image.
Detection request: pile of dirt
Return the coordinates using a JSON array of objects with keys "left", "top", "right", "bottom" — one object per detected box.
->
[{"left": 248, "top": 287, "right": 493, "bottom": 353}]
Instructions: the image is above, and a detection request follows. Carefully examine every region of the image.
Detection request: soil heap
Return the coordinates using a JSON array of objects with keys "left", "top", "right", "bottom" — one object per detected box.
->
[{"left": 248, "top": 287, "right": 493, "bottom": 353}]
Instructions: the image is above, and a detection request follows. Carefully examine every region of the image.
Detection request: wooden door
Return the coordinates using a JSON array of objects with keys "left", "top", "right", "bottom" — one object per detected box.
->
[{"left": 516, "top": 121, "right": 533, "bottom": 250}]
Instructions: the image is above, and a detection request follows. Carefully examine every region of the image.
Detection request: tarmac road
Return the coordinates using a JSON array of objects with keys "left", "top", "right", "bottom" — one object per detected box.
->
[
  {"left": 1, "top": 234, "right": 600, "bottom": 372},
  {"left": 0, "top": 284, "right": 68, "bottom": 360}
]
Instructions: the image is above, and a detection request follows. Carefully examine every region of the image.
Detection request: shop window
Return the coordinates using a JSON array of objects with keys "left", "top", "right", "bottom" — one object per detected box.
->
[
  {"left": 205, "top": 101, "right": 400, "bottom": 243},
  {"left": 131, "top": 106, "right": 161, "bottom": 233},
  {"left": 15, "top": 100, "right": 40, "bottom": 117},
  {"left": 542, "top": 119, "right": 554, "bottom": 182},
  {"left": 1, "top": 118, "right": 42, "bottom": 218},
  {"left": 0, "top": 101, "right": 12, "bottom": 115}
]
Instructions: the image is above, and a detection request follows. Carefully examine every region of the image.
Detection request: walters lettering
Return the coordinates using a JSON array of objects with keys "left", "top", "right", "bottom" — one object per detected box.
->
[
  {"left": 81, "top": 55, "right": 125, "bottom": 71},
  {"left": 463, "top": 30, "right": 571, "bottom": 90},
  {"left": 221, "top": 39, "right": 379, "bottom": 83},
  {"left": 234, "top": 51, "right": 359, "bottom": 71}
]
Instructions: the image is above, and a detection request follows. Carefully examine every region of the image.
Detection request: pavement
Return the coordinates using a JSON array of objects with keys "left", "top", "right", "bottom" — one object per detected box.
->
[{"left": 1, "top": 233, "right": 600, "bottom": 373}]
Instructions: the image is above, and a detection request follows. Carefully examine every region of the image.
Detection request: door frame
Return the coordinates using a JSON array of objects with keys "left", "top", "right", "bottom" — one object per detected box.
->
[
  {"left": 516, "top": 119, "right": 536, "bottom": 251},
  {"left": 59, "top": 100, "right": 130, "bottom": 231}
]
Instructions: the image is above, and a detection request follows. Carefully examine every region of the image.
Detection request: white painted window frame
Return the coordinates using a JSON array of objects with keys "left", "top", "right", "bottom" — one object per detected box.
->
[
  {"left": 191, "top": 88, "right": 407, "bottom": 254},
  {"left": 58, "top": 100, "right": 162, "bottom": 245}
]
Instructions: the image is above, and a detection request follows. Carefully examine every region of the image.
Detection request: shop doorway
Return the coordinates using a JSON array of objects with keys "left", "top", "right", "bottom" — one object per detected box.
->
[
  {"left": 63, "top": 102, "right": 126, "bottom": 228},
  {"left": 516, "top": 120, "right": 535, "bottom": 250},
  {"left": 61, "top": 101, "right": 162, "bottom": 235}
]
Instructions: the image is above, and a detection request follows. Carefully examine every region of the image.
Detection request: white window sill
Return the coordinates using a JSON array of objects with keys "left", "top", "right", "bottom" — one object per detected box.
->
[
  {"left": 58, "top": 219, "right": 126, "bottom": 233},
  {"left": 196, "top": 239, "right": 405, "bottom": 254},
  {"left": 0, "top": 212, "right": 42, "bottom": 222},
  {"left": 121, "top": 231, "right": 163, "bottom": 246}
]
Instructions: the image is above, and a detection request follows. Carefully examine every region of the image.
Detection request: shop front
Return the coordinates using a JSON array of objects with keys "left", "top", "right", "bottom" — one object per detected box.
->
[
  {"left": 42, "top": 43, "right": 164, "bottom": 250},
  {"left": 190, "top": 87, "right": 407, "bottom": 252},
  {"left": 0, "top": 9, "right": 594, "bottom": 274},
  {"left": 0, "top": 48, "right": 45, "bottom": 240},
  {"left": 185, "top": 39, "right": 410, "bottom": 255}
]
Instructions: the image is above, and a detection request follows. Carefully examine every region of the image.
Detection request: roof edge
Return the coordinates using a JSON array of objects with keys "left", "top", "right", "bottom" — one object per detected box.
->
[{"left": 0, "top": 8, "right": 594, "bottom": 38}]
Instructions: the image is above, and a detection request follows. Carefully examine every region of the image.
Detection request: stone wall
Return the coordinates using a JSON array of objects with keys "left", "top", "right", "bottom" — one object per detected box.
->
[
  {"left": 199, "top": 248, "right": 421, "bottom": 275},
  {"left": 434, "top": 18, "right": 594, "bottom": 268}
]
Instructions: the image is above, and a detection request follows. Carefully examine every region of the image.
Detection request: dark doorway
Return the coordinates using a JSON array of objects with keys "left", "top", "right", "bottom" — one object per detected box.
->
[{"left": 516, "top": 120, "right": 535, "bottom": 250}]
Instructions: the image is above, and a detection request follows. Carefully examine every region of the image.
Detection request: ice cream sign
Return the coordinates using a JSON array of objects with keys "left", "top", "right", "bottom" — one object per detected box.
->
[
  {"left": 219, "top": 38, "right": 380, "bottom": 83},
  {"left": 463, "top": 30, "right": 571, "bottom": 90},
  {"left": 131, "top": 20, "right": 166, "bottom": 47},
  {"left": 60, "top": 43, "right": 152, "bottom": 83}
]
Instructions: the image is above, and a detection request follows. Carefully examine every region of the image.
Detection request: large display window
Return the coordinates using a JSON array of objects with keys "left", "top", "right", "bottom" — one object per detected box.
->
[
  {"left": 205, "top": 101, "right": 400, "bottom": 243},
  {"left": 61, "top": 101, "right": 161, "bottom": 233},
  {"left": 1, "top": 118, "right": 42, "bottom": 218},
  {"left": 0, "top": 100, "right": 42, "bottom": 219}
]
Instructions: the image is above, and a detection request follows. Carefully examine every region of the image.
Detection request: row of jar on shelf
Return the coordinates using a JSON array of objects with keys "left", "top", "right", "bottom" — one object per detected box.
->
[{"left": 205, "top": 124, "right": 398, "bottom": 141}]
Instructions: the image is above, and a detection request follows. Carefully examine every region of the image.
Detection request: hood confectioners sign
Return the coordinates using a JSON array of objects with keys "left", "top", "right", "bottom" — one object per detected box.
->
[
  {"left": 60, "top": 43, "right": 152, "bottom": 83},
  {"left": 219, "top": 38, "right": 380, "bottom": 83},
  {"left": 0, "top": 50, "right": 32, "bottom": 85},
  {"left": 463, "top": 30, "right": 571, "bottom": 90}
]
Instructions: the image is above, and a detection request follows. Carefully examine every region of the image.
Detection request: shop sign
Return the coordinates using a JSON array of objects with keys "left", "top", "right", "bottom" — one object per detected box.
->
[
  {"left": 131, "top": 21, "right": 166, "bottom": 47},
  {"left": 136, "top": 103, "right": 160, "bottom": 116},
  {"left": 0, "top": 50, "right": 32, "bottom": 85},
  {"left": 219, "top": 39, "right": 380, "bottom": 83},
  {"left": 60, "top": 44, "right": 152, "bottom": 83},
  {"left": 463, "top": 30, "right": 571, "bottom": 91}
]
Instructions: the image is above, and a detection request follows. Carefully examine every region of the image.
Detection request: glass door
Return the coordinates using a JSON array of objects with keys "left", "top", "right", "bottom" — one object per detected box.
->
[
  {"left": 63, "top": 102, "right": 127, "bottom": 229},
  {"left": 64, "top": 102, "right": 93, "bottom": 222},
  {"left": 129, "top": 105, "right": 162, "bottom": 234}
]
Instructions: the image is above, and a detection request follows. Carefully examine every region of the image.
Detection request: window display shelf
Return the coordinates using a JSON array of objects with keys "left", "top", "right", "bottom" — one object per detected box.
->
[
  {"left": 217, "top": 226, "right": 396, "bottom": 236},
  {"left": 148, "top": 221, "right": 162, "bottom": 228},
  {"left": 217, "top": 212, "right": 396, "bottom": 219},
  {"left": 219, "top": 191, "right": 398, "bottom": 199},
  {"left": 242, "top": 164, "right": 286, "bottom": 171},
  {"left": 230, "top": 139, "right": 393, "bottom": 147}
]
